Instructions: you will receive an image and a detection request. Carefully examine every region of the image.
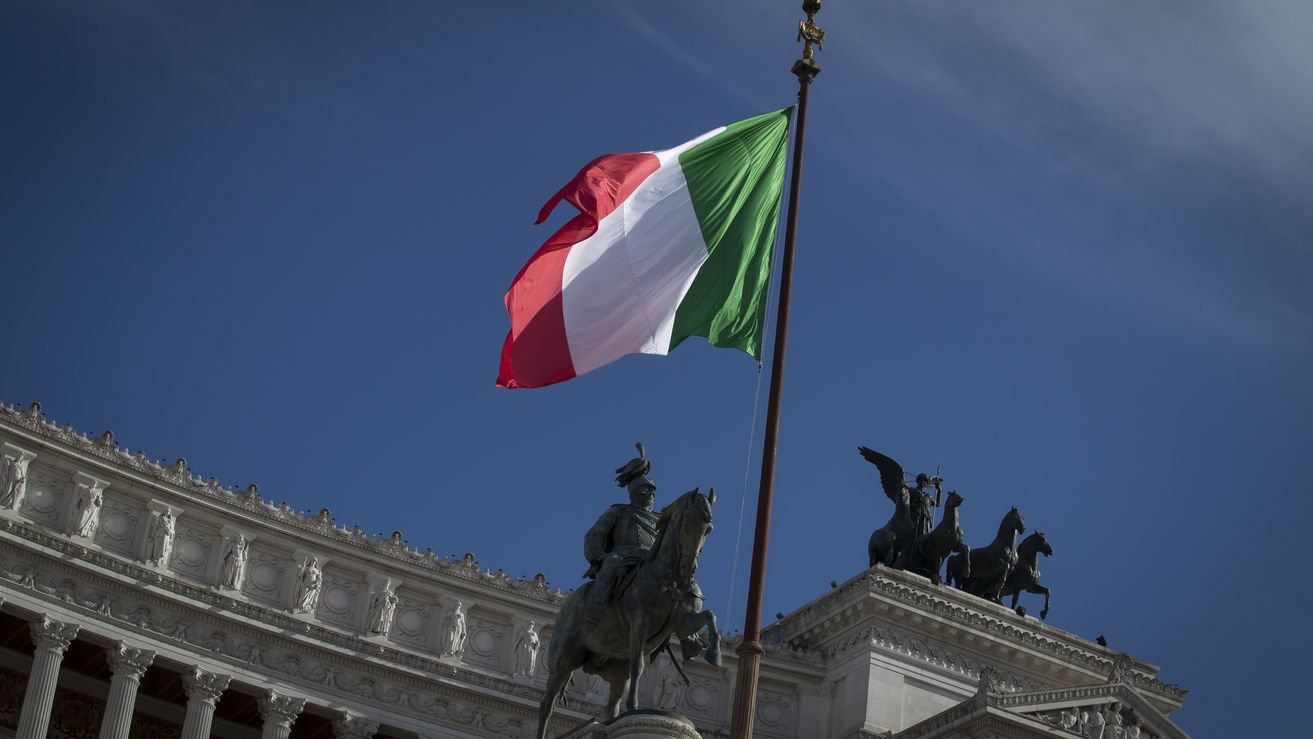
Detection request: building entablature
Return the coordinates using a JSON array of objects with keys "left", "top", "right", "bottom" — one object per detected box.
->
[
  {"left": 896, "top": 678, "right": 1188, "bottom": 739},
  {"left": 761, "top": 567, "right": 1186, "bottom": 716}
]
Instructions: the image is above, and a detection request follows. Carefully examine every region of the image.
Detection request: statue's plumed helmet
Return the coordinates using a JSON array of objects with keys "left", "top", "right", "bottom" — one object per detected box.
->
[
  {"left": 915, "top": 473, "right": 930, "bottom": 486},
  {"left": 614, "top": 442, "right": 652, "bottom": 489},
  {"left": 627, "top": 476, "right": 656, "bottom": 496}
]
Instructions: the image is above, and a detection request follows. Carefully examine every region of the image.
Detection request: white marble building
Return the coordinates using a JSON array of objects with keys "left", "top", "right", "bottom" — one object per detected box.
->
[{"left": 0, "top": 401, "right": 1189, "bottom": 738}]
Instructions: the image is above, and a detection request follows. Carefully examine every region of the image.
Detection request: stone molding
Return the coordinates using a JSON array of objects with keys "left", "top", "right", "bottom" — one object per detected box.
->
[
  {"left": 0, "top": 402, "right": 562, "bottom": 604},
  {"left": 765, "top": 567, "right": 1186, "bottom": 706}
]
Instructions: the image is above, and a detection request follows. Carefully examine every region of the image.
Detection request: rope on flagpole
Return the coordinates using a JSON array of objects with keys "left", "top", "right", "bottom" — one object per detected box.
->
[{"left": 724, "top": 357, "right": 765, "bottom": 632}]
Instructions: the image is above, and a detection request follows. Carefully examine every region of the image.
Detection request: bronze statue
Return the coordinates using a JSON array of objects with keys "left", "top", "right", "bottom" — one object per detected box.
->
[
  {"left": 583, "top": 443, "right": 665, "bottom": 623},
  {"left": 538, "top": 486, "right": 721, "bottom": 738},
  {"left": 945, "top": 507, "right": 1025, "bottom": 603},
  {"left": 1000, "top": 531, "right": 1053, "bottom": 619},
  {"left": 905, "top": 489, "right": 970, "bottom": 582},
  {"left": 859, "top": 447, "right": 942, "bottom": 569}
]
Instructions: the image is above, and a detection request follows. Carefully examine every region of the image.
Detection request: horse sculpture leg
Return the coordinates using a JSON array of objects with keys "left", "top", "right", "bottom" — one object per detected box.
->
[
  {"left": 599, "top": 661, "right": 630, "bottom": 720},
  {"left": 1031, "top": 584, "right": 1051, "bottom": 619},
  {"left": 537, "top": 659, "right": 573, "bottom": 739},
  {"left": 627, "top": 611, "right": 649, "bottom": 713},
  {"left": 676, "top": 609, "right": 721, "bottom": 666}
]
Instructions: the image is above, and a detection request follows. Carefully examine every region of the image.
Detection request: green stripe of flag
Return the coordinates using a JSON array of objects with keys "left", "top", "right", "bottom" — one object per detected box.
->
[{"left": 672, "top": 107, "right": 793, "bottom": 359}]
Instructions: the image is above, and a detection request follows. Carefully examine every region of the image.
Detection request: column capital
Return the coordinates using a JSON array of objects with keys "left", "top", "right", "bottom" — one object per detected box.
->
[
  {"left": 333, "top": 711, "right": 380, "bottom": 738},
  {"left": 107, "top": 642, "right": 156, "bottom": 681},
  {"left": 258, "top": 691, "right": 306, "bottom": 729},
  {"left": 182, "top": 667, "right": 231, "bottom": 705},
  {"left": 30, "top": 615, "right": 79, "bottom": 653}
]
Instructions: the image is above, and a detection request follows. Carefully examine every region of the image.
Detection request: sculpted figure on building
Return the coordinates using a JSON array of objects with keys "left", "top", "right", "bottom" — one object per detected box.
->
[
  {"left": 368, "top": 578, "right": 399, "bottom": 636},
  {"left": 441, "top": 601, "right": 467, "bottom": 657},
  {"left": 861, "top": 447, "right": 941, "bottom": 570},
  {"left": 73, "top": 481, "right": 103, "bottom": 538},
  {"left": 220, "top": 534, "right": 249, "bottom": 590},
  {"left": 514, "top": 619, "right": 540, "bottom": 676},
  {"left": 1, "top": 454, "right": 27, "bottom": 509},
  {"left": 147, "top": 508, "right": 174, "bottom": 565},
  {"left": 295, "top": 556, "right": 323, "bottom": 613}
]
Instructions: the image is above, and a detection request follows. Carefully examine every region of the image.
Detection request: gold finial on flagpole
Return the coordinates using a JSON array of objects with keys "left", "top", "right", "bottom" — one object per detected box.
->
[{"left": 793, "top": 0, "right": 826, "bottom": 82}]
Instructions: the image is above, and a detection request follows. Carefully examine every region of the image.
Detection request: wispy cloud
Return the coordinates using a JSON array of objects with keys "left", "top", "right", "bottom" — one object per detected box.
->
[{"left": 821, "top": 0, "right": 1313, "bottom": 355}]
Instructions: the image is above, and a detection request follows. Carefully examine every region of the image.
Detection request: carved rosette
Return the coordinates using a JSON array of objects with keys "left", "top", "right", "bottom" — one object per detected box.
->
[
  {"left": 182, "top": 667, "right": 232, "bottom": 705},
  {"left": 30, "top": 616, "right": 79, "bottom": 654},
  {"left": 333, "top": 712, "right": 381, "bottom": 738},
  {"left": 258, "top": 690, "right": 307, "bottom": 729},
  {"left": 107, "top": 643, "right": 155, "bottom": 681}
]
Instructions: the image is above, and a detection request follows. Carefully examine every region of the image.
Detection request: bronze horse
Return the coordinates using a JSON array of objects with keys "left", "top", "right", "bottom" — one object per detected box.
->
[
  {"left": 1000, "top": 531, "right": 1053, "bottom": 619},
  {"left": 868, "top": 484, "right": 911, "bottom": 568},
  {"left": 905, "top": 490, "right": 969, "bottom": 582},
  {"left": 945, "top": 506, "right": 1025, "bottom": 603},
  {"left": 536, "top": 489, "right": 721, "bottom": 739}
]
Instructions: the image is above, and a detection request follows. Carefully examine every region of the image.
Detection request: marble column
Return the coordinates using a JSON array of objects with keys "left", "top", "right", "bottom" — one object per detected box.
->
[
  {"left": 333, "top": 711, "right": 380, "bottom": 738},
  {"left": 15, "top": 616, "right": 79, "bottom": 739},
  {"left": 258, "top": 690, "right": 306, "bottom": 739},
  {"left": 181, "top": 667, "right": 231, "bottom": 739},
  {"left": 98, "top": 642, "right": 156, "bottom": 739}
]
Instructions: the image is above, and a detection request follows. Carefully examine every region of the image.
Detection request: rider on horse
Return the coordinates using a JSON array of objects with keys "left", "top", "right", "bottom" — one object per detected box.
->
[{"left": 584, "top": 445, "right": 704, "bottom": 624}]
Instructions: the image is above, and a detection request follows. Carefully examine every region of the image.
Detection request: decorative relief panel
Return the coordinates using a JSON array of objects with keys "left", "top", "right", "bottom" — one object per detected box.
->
[
  {"left": 754, "top": 686, "right": 795, "bottom": 738},
  {"left": 21, "top": 467, "right": 67, "bottom": 530},
  {"left": 170, "top": 522, "right": 216, "bottom": 583},
  {"left": 95, "top": 497, "right": 139, "bottom": 557},
  {"left": 317, "top": 570, "right": 361, "bottom": 630},
  {"left": 391, "top": 593, "right": 433, "bottom": 650},
  {"left": 682, "top": 673, "right": 722, "bottom": 723},
  {"left": 464, "top": 613, "right": 506, "bottom": 671},
  {"left": 242, "top": 547, "right": 288, "bottom": 608}
]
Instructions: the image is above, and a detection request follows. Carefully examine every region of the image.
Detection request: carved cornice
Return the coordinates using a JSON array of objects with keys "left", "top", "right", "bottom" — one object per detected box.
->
[
  {"left": 764, "top": 568, "right": 1187, "bottom": 705},
  {"left": 0, "top": 402, "right": 564, "bottom": 605}
]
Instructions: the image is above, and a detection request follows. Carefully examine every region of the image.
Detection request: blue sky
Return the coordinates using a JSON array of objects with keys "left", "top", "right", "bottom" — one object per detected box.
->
[{"left": 4, "top": 2, "right": 1311, "bottom": 736}]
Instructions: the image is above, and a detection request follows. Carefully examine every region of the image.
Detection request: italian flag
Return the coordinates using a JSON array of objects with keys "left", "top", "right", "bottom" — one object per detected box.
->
[{"left": 497, "top": 108, "right": 793, "bottom": 389}]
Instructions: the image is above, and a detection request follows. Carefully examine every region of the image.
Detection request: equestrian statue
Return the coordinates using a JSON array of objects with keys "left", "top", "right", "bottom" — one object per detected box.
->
[
  {"left": 860, "top": 447, "right": 942, "bottom": 570},
  {"left": 537, "top": 445, "right": 721, "bottom": 739},
  {"left": 1000, "top": 531, "right": 1053, "bottom": 619}
]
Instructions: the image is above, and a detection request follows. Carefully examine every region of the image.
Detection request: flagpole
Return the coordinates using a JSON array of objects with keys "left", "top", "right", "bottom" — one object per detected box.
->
[{"left": 729, "top": 3, "right": 824, "bottom": 738}]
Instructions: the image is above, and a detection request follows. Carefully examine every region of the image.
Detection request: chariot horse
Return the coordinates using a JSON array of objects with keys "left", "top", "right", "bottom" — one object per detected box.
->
[
  {"left": 536, "top": 489, "right": 721, "bottom": 739},
  {"left": 1000, "top": 531, "right": 1053, "bottom": 618},
  {"left": 905, "top": 489, "right": 968, "bottom": 581},
  {"left": 945, "top": 506, "right": 1025, "bottom": 603}
]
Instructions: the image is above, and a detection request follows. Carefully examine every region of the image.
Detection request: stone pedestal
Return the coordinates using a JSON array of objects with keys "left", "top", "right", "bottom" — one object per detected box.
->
[{"left": 589, "top": 711, "right": 700, "bottom": 739}]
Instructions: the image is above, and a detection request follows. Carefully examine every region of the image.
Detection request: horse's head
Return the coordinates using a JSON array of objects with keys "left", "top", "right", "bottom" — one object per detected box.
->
[
  {"left": 1006, "top": 506, "right": 1026, "bottom": 535},
  {"left": 1032, "top": 532, "right": 1053, "bottom": 557},
  {"left": 654, "top": 488, "right": 714, "bottom": 582},
  {"left": 944, "top": 490, "right": 964, "bottom": 508}
]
